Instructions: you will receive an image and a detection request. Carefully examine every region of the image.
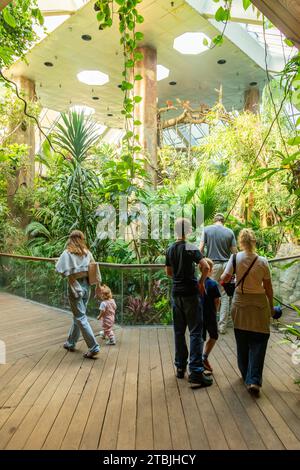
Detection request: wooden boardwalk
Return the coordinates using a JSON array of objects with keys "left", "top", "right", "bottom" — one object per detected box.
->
[{"left": 0, "top": 292, "right": 299, "bottom": 450}]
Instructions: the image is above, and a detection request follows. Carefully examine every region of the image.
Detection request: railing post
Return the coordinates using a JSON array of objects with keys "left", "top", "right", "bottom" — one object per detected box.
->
[
  {"left": 120, "top": 271, "right": 124, "bottom": 325},
  {"left": 24, "top": 262, "right": 27, "bottom": 299}
]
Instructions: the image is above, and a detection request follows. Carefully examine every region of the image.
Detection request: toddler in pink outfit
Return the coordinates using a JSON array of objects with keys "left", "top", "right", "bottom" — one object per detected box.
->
[{"left": 97, "top": 285, "right": 117, "bottom": 345}]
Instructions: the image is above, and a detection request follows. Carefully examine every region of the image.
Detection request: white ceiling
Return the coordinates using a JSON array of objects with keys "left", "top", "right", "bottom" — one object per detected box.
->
[{"left": 9, "top": 0, "right": 268, "bottom": 128}]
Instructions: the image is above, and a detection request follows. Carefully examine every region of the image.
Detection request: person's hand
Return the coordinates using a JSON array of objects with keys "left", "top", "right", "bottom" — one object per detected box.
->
[
  {"left": 198, "top": 282, "right": 206, "bottom": 297},
  {"left": 95, "top": 284, "right": 102, "bottom": 298}
]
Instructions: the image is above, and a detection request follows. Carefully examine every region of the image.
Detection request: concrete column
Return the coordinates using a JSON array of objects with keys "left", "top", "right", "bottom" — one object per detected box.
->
[
  {"left": 12, "top": 76, "right": 36, "bottom": 187},
  {"left": 134, "top": 46, "right": 158, "bottom": 186},
  {"left": 244, "top": 86, "right": 261, "bottom": 223},
  {"left": 244, "top": 87, "right": 260, "bottom": 114},
  {"left": 7, "top": 76, "right": 36, "bottom": 220}
]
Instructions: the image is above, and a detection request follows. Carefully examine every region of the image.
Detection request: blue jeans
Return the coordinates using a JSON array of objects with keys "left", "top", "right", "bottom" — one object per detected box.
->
[
  {"left": 66, "top": 278, "right": 100, "bottom": 353},
  {"left": 172, "top": 294, "right": 204, "bottom": 374},
  {"left": 234, "top": 328, "right": 269, "bottom": 386}
]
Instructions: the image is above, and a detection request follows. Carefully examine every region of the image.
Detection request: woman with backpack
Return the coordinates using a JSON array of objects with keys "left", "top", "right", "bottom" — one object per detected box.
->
[{"left": 221, "top": 228, "right": 274, "bottom": 396}]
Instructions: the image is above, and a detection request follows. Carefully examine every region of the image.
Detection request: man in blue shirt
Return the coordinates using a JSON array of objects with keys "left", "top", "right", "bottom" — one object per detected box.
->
[
  {"left": 200, "top": 213, "right": 237, "bottom": 334},
  {"left": 165, "top": 218, "right": 213, "bottom": 388}
]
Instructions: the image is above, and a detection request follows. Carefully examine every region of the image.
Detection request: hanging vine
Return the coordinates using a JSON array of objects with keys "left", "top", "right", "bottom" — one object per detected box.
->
[{"left": 94, "top": 0, "right": 144, "bottom": 178}]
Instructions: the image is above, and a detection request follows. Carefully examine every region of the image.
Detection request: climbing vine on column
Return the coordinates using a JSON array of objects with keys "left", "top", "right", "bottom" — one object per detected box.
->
[{"left": 94, "top": 0, "right": 144, "bottom": 177}]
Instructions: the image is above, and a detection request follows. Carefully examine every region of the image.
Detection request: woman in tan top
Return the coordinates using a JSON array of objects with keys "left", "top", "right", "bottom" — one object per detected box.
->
[{"left": 221, "top": 229, "right": 274, "bottom": 396}]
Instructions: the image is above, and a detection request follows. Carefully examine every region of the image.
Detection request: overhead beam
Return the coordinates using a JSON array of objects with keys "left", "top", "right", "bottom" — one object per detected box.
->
[
  {"left": 251, "top": 0, "right": 300, "bottom": 49},
  {"left": 186, "top": 0, "right": 264, "bottom": 25},
  {"left": 42, "top": 10, "right": 76, "bottom": 16},
  {"left": 186, "top": 0, "right": 285, "bottom": 72}
]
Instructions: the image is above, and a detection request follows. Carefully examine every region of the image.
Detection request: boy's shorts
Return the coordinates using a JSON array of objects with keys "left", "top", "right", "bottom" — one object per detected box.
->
[{"left": 203, "top": 309, "right": 218, "bottom": 341}]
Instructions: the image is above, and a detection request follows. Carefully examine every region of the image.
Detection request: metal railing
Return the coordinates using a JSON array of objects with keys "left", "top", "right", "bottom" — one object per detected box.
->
[{"left": 0, "top": 252, "right": 299, "bottom": 325}]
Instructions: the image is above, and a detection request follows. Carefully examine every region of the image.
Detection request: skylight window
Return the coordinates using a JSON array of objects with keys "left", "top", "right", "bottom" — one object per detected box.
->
[
  {"left": 173, "top": 32, "right": 210, "bottom": 55},
  {"left": 70, "top": 105, "right": 95, "bottom": 115},
  {"left": 157, "top": 65, "right": 170, "bottom": 81},
  {"left": 77, "top": 70, "right": 109, "bottom": 86}
]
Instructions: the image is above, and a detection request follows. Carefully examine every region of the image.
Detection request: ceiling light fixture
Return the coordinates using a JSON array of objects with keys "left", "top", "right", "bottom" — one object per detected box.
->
[
  {"left": 173, "top": 32, "right": 210, "bottom": 55},
  {"left": 77, "top": 70, "right": 109, "bottom": 86},
  {"left": 217, "top": 59, "right": 226, "bottom": 64},
  {"left": 92, "top": 96, "right": 100, "bottom": 100},
  {"left": 250, "top": 81, "right": 258, "bottom": 86},
  {"left": 169, "top": 81, "right": 177, "bottom": 86},
  {"left": 107, "top": 113, "right": 113, "bottom": 117},
  {"left": 44, "top": 61, "right": 53, "bottom": 67},
  {"left": 157, "top": 64, "right": 170, "bottom": 81},
  {"left": 81, "top": 34, "right": 92, "bottom": 41}
]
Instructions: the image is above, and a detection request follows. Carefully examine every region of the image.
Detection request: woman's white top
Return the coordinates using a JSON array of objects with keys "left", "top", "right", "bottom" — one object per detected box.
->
[
  {"left": 224, "top": 251, "right": 271, "bottom": 294},
  {"left": 55, "top": 249, "right": 94, "bottom": 277}
]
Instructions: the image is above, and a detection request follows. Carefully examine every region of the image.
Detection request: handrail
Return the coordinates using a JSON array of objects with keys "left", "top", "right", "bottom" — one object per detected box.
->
[
  {"left": 0, "top": 252, "right": 164, "bottom": 268},
  {"left": 0, "top": 252, "right": 300, "bottom": 268},
  {"left": 268, "top": 254, "right": 300, "bottom": 264}
]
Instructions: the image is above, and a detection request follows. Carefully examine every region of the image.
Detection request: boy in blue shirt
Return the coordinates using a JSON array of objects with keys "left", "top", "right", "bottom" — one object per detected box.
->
[{"left": 201, "top": 258, "right": 221, "bottom": 373}]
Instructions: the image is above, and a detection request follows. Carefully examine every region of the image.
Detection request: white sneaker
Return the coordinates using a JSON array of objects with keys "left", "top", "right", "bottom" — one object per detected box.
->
[
  {"left": 106, "top": 338, "right": 116, "bottom": 346},
  {"left": 99, "top": 331, "right": 105, "bottom": 339}
]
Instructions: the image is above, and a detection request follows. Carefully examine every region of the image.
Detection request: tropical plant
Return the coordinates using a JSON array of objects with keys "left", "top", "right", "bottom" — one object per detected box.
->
[
  {"left": 0, "top": 0, "right": 43, "bottom": 68},
  {"left": 50, "top": 111, "right": 101, "bottom": 246}
]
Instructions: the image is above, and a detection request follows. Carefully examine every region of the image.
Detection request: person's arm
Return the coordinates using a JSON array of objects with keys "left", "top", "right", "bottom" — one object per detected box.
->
[
  {"left": 220, "top": 255, "right": 234, "bottom": 283},
  {"left": 90, "top": 252, "right": 102, "bottom": 296},
  {"left": 263, "top": 278, "right": 274, "bottom": 313},
  {"left": 198, "top": 258, "right": 209, "bottom": 296},
  {"left": 199, "top": 230, "right": 206, "bottom": 254},
  {"left": 97, "top": 302, "right": 106, "bottom": 320},
  {"left": 230, "top": 231, "right": 238, "bottom": 254},
  {"left": 165, "top": 266, "right": 173, "bottom": 277},
  {"left": 165, "top": 248, "right": 173, "bottom": 277},
  {"left": 214, "top": 297, "right": 221, "bottom": 311}
]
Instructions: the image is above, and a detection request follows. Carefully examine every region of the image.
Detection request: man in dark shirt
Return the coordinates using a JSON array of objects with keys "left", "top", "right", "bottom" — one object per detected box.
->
[{"left": 165, "top": 218, "right": 213, "bottom": 388}]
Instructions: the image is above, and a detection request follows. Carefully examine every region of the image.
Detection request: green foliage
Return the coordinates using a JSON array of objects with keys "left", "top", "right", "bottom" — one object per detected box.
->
[
  {"left": 31, "top": 112, "right": 102, "bottom": 251},
  {"left": 94, "top": 1, "right": 144, "bottom": 162},
  {"left": 0, "top": 0, "right": 43, "bottom": 68}
]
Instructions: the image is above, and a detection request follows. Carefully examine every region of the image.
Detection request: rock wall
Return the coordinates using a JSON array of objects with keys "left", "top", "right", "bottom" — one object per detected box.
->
[{"left": 271, "top": 243, "right": 300, "bottom": 307}]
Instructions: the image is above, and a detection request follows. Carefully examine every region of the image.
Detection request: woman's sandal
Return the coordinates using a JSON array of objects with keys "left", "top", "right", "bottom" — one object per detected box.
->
[{"left": 83, "top": 351, "right": 99, "bottom": 359}]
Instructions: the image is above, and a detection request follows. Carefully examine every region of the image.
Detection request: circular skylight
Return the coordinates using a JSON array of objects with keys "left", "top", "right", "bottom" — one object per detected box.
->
[
  {"left": 157, "top": 64, "right": 170, "bottom": 81},
  {"left": 70, "top": 105, "right": 95, "bottom": 116},
  {"left": 173, "top": 32, "right": 210, "bottom": 55},
  {"left": 77, "top": 70, "right": 109, "bottom": 86}
]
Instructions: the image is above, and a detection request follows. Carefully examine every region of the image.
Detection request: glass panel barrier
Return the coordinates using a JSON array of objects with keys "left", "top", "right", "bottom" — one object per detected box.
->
[
  {"left": 1, "top": 254, "right": 299, "bottom": 326},
  {"left": 0, "top": 256, "right": 26, "bottom": 298},
  {"left": 121, "top": 267, "right": 172, "bottom": 325}
]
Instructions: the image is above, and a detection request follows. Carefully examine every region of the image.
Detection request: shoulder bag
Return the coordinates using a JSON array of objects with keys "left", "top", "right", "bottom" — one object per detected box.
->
[{"left": 223, "top": 254, "right": 258, "bottom": 297}]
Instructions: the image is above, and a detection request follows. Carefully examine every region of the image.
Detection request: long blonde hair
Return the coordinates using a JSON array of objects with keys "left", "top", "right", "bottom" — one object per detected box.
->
[
  {"left": 238, "top": 228, "right": 256, "bottom": 252},
  {"left": 66, "top": 230, "right": 88, "bottom": 256}
]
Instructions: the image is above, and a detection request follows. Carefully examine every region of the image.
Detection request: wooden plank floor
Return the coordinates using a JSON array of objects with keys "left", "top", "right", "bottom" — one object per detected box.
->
[{"left": 0, "top": 293, "right": 299, "bottom": 450}]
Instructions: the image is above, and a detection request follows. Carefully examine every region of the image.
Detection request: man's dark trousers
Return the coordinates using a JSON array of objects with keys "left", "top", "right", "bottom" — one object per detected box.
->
[{"left": 172, "top": 294, "right": 204, "bottom": 374}]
